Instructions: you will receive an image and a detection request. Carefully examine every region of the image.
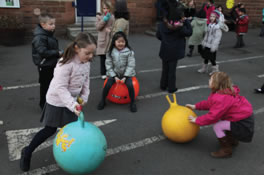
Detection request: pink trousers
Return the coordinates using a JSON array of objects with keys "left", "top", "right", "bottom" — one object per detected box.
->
[{"left": 213, "top": 120, "right": 231, "bottom": 138}]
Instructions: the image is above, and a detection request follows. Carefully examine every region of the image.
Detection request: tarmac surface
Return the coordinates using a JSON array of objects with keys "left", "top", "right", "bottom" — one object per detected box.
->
[{"left": 0, "top": 28, "right": 264, "bottom": 174}]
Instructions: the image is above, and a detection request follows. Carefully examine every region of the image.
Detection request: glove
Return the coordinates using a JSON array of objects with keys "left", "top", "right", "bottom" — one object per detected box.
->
[{"left": 103, "top": 13, "right": 111, "bottom": 22}]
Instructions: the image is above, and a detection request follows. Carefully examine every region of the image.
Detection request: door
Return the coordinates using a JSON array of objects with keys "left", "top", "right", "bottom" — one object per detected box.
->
[{"left": 75, "top": 0, "right": 101, "bottom": 23}]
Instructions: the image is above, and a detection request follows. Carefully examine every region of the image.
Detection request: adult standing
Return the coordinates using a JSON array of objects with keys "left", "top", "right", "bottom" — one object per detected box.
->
[{"left": 156, "top": 0, "right": 192, "bottom": 93}]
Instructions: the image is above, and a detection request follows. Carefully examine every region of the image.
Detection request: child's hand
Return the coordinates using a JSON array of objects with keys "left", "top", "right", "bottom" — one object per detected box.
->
[
  {"left": 74, "top": 104, "right": 82, "bottom": 116},
  {"left": 120, "top": 77, "right": 126, "bottom": 83},
  {"left": 115, "top": 77, "right": 120, "bottom": 83},
  {"left": 106, "top": 27, "right": 111, "bottom": 33},
  {"left": 77, "top": 97, "right": 85, "bottom": 106},
  {"left": 103, "top": 13, "right": 111, "bottom": 22},
  {"left": 188, "top": 115, "right": 197, "bottom": 123},
  {"left": 185, "top": 104, "right": 195, "bottom": 110}
]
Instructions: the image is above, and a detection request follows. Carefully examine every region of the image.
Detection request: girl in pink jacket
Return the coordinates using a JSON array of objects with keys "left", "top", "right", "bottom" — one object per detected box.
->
[
  {"left": 186, "top": 72, "right": 254, "bottom": 158},
  {"left": 20, "top": 32, "right": 97, "bottom": 172}
]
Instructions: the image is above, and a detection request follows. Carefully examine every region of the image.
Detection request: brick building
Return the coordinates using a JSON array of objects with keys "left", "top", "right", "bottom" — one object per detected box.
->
[{"left": 0, "top": 0, "right": 264, "bottom": 37}]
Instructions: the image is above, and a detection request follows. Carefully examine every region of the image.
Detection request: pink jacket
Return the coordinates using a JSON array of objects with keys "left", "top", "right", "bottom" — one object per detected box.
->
[
  {"left": 46, "top": 55, "right": 90, "bottom": 112},
  {"left": 203, "top": 4, "right": 215, "bottom": 24},
  {"left": 195, "top": 86, "right": 253, "bottom": 126}
]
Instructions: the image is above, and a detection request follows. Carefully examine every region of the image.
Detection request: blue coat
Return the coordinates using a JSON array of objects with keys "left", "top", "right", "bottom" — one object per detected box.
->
[{"left": 156, "top": 19, "right": 192, "bottom": 61}]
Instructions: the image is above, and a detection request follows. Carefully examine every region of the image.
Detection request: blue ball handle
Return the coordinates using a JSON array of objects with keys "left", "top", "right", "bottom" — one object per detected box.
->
[{"left": 78, "top": 112, "right": 85, "bottom": 128}]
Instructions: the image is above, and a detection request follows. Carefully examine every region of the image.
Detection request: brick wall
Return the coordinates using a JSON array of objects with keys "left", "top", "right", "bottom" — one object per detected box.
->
[
  {"left": 0, "top": 0, "right": 263, "bottom": 36},
  {"left": 0, "top": 0, "right": 75, "bottom": 37}
]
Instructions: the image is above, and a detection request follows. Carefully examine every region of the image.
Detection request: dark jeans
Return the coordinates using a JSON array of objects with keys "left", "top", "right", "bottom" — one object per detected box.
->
[
  {"left": 38, "top": 66, "right": 54, "bottom": 108},
  {"left": 101, "top": 77, "right": 135, "bottom": 103},
  {"left": 160, "top": 60, "right": 178, "bottom": 91},
  {"left": 201, "top": 47, "right": 216, "bottom": 66},
  {"left": 99, "top": 55, "right": 106, "bottom": 75}
]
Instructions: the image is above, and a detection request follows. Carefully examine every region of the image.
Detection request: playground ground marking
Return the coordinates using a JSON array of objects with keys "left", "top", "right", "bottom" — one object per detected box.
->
[
  {"left": 6, "top": 119, "right": 117, "bottom": 162},
  {"left": 21, "top": 107, "right": 263, "bottom": 175},
  {"left": 1, "top": 55, "right": 263, "bottom": 91}
]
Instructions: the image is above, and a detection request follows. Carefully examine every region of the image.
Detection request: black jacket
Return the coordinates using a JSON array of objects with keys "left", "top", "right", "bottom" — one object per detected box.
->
[
  {"left": 156, "top": 19, "right": 192, "bottom": 61},
  {"left": 32, "top": 24, "right": 60, "bottom": 67}
]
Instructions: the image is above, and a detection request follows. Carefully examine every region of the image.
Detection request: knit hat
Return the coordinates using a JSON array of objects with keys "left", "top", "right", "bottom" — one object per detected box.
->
[{"left": 211, "top": 10, "right": 220, "bottom": 19}]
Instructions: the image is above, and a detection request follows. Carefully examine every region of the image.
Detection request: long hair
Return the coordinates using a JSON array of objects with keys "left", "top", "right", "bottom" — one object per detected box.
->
[
  {"left": 60, "top": 32, "right": 97, "bottom": 65},
  {"left": 114, "top": 0, "right": 130, "bottom": 20},
  {"left": 108, "top": 31, "right": 131, "bottom": 57},
  {"left": 210, "top": 72, "right": 235, "bottom": 95},
  {"left": 101, "top": 0, "right": 113, "bottom": 14}
]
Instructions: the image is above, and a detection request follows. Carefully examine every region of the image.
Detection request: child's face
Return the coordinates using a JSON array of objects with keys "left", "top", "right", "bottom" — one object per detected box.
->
[
  {"left": 210, "top": 14, "right": 216, "bottom": 23},
  {"left": 115, "top": 37, "right": 126, "bottom": 51},
  {"left": 238, "top": 11, "right": 243, "bottom": 16},
  {"left": 188, "top": 0, "right": 194, "bottom": 7},
  {"left": 75, "top": 44, "right": 96, "bottom": 63},
  {"left": 102, "top": 4, "right": 110, "bottom": 14},
  {"left": 218, "top": 7, "right": 222, "bottom": 12},
  {"left": 41, "top": 18, "right": 56, "bottom": 32}
]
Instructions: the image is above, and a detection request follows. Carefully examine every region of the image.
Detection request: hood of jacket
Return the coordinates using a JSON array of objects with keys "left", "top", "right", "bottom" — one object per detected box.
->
[
  {"left": 33, "top": 24, "right": 54, "bottom": 37},
  {"left": 194, "top": 17, "right": 207, "bottom": 26}
]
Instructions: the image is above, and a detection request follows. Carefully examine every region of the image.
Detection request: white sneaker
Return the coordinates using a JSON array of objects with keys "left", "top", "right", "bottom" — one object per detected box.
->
[{"left": 101, "top": 75, "right": 107, "bottom": 80}]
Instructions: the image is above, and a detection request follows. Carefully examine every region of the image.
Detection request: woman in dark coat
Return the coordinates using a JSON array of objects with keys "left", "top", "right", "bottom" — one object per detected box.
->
[{"left": 156, "top": 0, "right": 192, "bottom": 93}]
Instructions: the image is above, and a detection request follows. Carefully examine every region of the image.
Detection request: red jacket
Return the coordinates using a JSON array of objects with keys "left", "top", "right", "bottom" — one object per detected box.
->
[
  {"left": 203, "top": 4, "right": 215, "bottom": 24},
  {"left": 195, "top": 86, "right": 253, "bottom": 126},
  {"left": 236, "top": 15, "right": 249, "bottom": 35}
]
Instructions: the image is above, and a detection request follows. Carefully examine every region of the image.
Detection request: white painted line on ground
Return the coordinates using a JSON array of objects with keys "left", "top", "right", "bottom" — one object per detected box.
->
[
  {"left": 257, "top": 74, "right": 264, "bottom": 78},
  {"left": 137, "top": 85, "right": 209, "bottom": 100},
  {"left": 6, "top": 119, "right": 117, "bottom": 162},
  {"left": 21, "top": 107, "right": 263, "bottom": 175},
  {"left": 0, "top": 120, "right": 3, "bottom": 125},
  {"left": 1, "top": 55, "right": 263, "bottom": 91},
  {"left": 138, "top": 55, "right": 263, "bottom": 73}
]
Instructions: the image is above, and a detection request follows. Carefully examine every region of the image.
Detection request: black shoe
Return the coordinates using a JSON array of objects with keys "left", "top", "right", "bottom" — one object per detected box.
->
[
  {"left": 168, "top": 88, "right": 178, "bottom": 93},
  {"left": 254, "top": 88, "right": 264, "bottom": 94},
  {"left": 130, "top": 103, "right": 137, "bottom": 113},
  {"left": 187, "top": 52, "right": 192, "bottom": 57},
  {"left": 20, "top": 147, "right": 31, "bottom": 172},
  {"left": 160, "top": 86, "right": 167, "bottom": 91},
  {"left": 97, "top": 100, "right": 105, "bottom": 110}
]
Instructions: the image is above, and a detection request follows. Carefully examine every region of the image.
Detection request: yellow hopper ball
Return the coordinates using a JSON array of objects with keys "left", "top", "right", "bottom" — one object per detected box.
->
[{"left": 161, "top": 94, "right": 200, "bottom": 143}]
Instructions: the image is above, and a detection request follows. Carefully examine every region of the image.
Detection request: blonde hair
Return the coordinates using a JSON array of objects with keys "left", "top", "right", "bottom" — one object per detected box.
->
[
  {"left": 38, "top": 13, "right": 54, "bottom": 24},
  {"left": 101, "top": 0, "right": 113, "bottom": 13},
  {"left": 210, "top": 72, "right": 235, "bottom": 95}
]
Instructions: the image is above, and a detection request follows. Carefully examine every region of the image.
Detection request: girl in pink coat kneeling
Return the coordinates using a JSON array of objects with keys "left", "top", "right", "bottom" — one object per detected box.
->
[
  {"left": 186, "top": 72, "right": 254, "bottom": 158},
  {"left": 20, "top": 32, "right": 97, "bottom": 172}
]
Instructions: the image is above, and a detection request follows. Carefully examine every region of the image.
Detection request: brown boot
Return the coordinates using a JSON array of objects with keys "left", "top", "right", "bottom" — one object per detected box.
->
[
  {"left": 225, "top": 131, "right": 239, "bottom": 147},
  {"left": 211, "top": 136, "right": 232, "bottom": 158}
]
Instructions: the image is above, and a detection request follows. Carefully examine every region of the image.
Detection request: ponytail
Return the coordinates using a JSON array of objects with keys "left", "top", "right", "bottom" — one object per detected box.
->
[{"left": 60, "top": 32, "right": 97, "bottom": 65}]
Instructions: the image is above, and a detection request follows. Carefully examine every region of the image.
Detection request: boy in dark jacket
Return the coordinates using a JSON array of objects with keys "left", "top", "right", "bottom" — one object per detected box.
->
[
  {"left": 234, "top": 8, "right": 249, "bottom": 48},
  {"left": 156, "top": 0, "right": 192, "bottom": 93},
  {"left": 32, "top": 13, "right": 63, "bottom": 109}
]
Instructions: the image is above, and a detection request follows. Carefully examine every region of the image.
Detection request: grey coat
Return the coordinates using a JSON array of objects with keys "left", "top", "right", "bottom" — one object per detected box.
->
[
  {"left": 105, "top": 47, "right": 136, "bottom": 78},
  {"left": 201, "top": 23, "right": 222, "bottom": 52},
  {"left": 188, "top": 17, "right": 207, "bottom": 46}
]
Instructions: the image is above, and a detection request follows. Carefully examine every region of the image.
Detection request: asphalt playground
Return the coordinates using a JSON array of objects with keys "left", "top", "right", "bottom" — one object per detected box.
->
[{"left": 0, "top": 28, "right": 264, "bottom": 174}]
